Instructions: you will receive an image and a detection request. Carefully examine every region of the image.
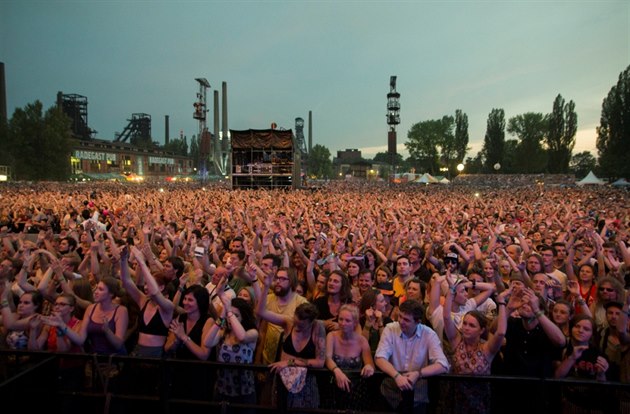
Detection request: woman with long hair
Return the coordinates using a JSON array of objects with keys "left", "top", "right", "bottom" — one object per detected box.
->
[
  {"left": 312, "top": 270, "right": 353, "bottom": 332},
  {"left": 442, "top": 285, "right": 509, "bottom": 414},
  {"left": 325, "top": 304, "right": 374, "bottom": 411},
  {"left": 120, "top": 245, "right": 175, "bottom": 357},
  {"left": 204, "top": 294, "right": 259, "bottom": 414},
  {"left": 0, "top": 289, "right": 44, "bottom": 350}
]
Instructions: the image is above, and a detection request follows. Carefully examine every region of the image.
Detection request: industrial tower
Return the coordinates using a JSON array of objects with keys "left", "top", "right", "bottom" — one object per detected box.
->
[{"left": 387, "top": 76, "right": 400, "bottom": 177}]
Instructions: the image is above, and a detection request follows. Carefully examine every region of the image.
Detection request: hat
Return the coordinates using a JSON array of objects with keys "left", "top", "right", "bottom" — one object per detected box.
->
[
  {"left": 444, "top": 252, "right": 459, "bottom": 262},
  {"left": 509, "top": 271, "right": 525, "bottom": 283},
  {"left": 604, "top": 301, "right": 623, "bottom": 311},
  {"left": 375, "top": 281, "right": 394, "bottom": 297}
]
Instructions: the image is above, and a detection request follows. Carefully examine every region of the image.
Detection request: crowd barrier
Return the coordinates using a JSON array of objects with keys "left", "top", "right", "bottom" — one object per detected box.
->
[{"left": 1, "top": 350, "right": 629, "bottom": 414}]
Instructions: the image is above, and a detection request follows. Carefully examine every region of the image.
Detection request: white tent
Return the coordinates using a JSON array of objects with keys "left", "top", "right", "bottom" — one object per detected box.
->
[
  {"left": 415, "top": 172, "right": 439, "bottom": 184},
  {"left": 611, "top": 177, "right": 630, "bottom": 187},
  {"left": 576, "top": 171, "right": 605, "bottom": 186}
]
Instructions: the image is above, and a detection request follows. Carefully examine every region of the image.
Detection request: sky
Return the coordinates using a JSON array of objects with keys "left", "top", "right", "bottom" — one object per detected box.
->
[{"left": 1, "top": 0, "right": 628, "bottom": 161}]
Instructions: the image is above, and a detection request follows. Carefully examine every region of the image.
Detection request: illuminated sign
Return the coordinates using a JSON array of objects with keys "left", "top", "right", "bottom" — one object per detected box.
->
[
  {"left": 74, "top": 151, "right": 117, "bottom": 162},
  {"left": 149, "top": 157, "right": 175, "bottom": 165}
]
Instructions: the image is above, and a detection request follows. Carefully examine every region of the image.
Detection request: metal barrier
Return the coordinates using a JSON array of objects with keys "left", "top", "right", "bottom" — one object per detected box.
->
[{"left": 1, "top": 350, "right": 629, "bottom": 414}]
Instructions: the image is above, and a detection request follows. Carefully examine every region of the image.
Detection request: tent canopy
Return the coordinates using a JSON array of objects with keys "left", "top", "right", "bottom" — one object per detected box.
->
[
  {"left": 611, "top": 178, "right": 630, "bottom": 187},
  {"left": 416, "top": 172, "right": 439, "bottom": 184},
  {"left": 576, "top": 170, "right": 605, "bottom": 186}
]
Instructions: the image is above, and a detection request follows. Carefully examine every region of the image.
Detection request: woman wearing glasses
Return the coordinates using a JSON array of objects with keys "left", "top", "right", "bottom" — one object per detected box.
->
[{"left": 27, "top": 293, "right": 83, "bottom": 353}]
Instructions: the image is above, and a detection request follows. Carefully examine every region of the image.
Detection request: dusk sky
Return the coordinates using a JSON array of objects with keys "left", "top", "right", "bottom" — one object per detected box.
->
[{"left": 1, "top": 1, "right": 628, "bottom": 161}]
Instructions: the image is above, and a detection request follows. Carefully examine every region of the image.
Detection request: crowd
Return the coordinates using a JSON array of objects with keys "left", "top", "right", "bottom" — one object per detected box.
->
[{"left": 0, "top": 180, "right": 628, "bottom": 413}]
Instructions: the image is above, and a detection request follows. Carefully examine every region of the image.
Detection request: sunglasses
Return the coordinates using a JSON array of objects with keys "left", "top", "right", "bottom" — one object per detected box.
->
[{"left": 599, "top": 287, "right": 615, "bottom": 292}]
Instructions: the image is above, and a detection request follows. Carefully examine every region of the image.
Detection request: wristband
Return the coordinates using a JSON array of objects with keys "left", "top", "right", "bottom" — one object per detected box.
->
[
  {"left": 496, "top": 302, "right": 506, "bottom": 306},
  {"left": 535, "top": 310, "right": 545, "bottom": 318},
  {"left": 184, "top": 336, "right": 191, "bottom": 343},
  {"left": 0, "top": 300, "right": 9, "bottom": 309},
  {"left": 472, "top": 280, "right": 477, "bottom": 289},
  {"left": 394, "top": 372, "right": 401, "bottom": 379}
]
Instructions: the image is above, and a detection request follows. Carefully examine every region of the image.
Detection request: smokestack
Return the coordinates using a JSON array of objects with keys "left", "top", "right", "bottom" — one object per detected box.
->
[
  {"left": 221, "top": 82, "right": 228, "bottom": 153},
  {"left": 308, "top": 110, "right": 312, "bottom": 153},
  {"left": 164, "top": 115, "right": 170, "bottom": 145},
  {"left": 0, "top": 62, "right": 6, "bottom": 124},
  {"left": 214, "top": 90, "right": 220, "bottom": 165}
]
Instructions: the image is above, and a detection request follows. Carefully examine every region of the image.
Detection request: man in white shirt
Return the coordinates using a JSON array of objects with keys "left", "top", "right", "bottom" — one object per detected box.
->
[{"left": 375, "top": 299, "right": 449, "bottom": 413}]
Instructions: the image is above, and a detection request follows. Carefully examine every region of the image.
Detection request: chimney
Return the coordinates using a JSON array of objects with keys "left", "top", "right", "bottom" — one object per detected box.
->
[
  {"left": 221, "top": 81, "right": 228, "bottom": 153},
  {"left": 164, "top": 115, "right": 170, "bottom": 145},
  {"left": 0, "top": 62, "right": 6, "bottom": 124},
  {"left": 214, "top": 90, "right": 220, "bottom": 163},
  {"left": 308, "top": 110, "right": 313, "bottom": 153}
]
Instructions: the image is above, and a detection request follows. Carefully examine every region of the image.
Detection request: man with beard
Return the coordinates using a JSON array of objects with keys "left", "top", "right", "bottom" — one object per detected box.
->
[
  {"left": 256, "top": 266, "right": 308, "bottom": 404},
  {"left": 258, "top": 266, "right": 308, "bottom": 365}
]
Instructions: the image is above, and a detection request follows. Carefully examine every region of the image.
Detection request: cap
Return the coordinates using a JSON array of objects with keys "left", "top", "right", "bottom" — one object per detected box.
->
[{"left": 445, "top": 252, "right": 459, "bottom": 262}]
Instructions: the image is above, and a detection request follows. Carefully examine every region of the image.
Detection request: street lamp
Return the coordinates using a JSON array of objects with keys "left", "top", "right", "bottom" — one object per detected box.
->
[{"left": 457, "top": 163, "right": 464, "bottom": 173}]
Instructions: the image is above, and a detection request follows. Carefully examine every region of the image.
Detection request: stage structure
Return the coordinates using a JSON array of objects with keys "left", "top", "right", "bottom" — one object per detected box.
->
[{"left": 230, "top": 128, "right": 299, "bottom": 189}]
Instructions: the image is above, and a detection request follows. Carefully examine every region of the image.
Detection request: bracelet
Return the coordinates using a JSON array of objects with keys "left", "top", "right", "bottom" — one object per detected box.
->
[
  {"left": 393, "top": 372, "right": 401, "bottom": 379},
  {"left": 332, "top": 366, "right": 339, "bottom": 372},
  {"left": 0, "top": 300, "right": 9, "bottom": 309},
  {"left": 472, "top": 280, "right": 477, "bottom": 289},
  {"left": 496, "top": 302, "right": 506, "bottom": 306},
  {"left": 534, "top": 310, "right": 545, "bottom": 318},
  {"left": 184, "top": 336, "right": 191, "bottom": 343},
  {"left": 178, "top": 286, "right": 185, "bottom": 293}
]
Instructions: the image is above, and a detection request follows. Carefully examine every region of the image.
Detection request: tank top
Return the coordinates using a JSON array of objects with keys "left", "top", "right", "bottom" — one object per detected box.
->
[
  {"left": 138, "top": 301, "right": 169, "bottom": 336},
  {"left": 86, "top": 305, "right": 126, "bottom": 355},
  {"left": 282, "top": 325, "right": 316, "bottom": 359}
]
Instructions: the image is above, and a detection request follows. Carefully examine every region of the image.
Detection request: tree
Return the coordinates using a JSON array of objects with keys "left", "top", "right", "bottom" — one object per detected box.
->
[
  {"left": 4, "top": 101, "right": 73, "bottom": 180},
  {"left": 406, "top": 117, "right": 453, "bottom": 175},
  {"left": 454, "top": 109, "right": 470, "bottom": 163},
  {"left": 507, "top": 112, "right": 548, "bottom": 173},
  {"left": 569, "top": 151, "right": 597, "bottom": 179},
  {"left": 308, "top": 144, "right": 333, "bottom": 179},
  {"left": 163, "top": 136, "right": 188, "bottom": 156},
  {"left": 373, "top": 151, "right": 404, "bottom": 165},
  {"left": 597, "top": 65, "right": 630, "bottom": 179},
  {"left": 546, "top": 94, "right": 577, "bottom": 173},
  {"left": 481, "top": 109, "right": 505, "bottom": 172},
  {"left": 501, "top": 139, "right": 520, "bottom": 173}
]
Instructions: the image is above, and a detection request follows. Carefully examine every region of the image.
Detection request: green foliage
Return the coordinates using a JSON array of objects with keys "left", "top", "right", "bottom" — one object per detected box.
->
[
  {"left": 406, "top": 116, "right": 454, "bottom": 174},
  {"left": 308, "top": 144, "right": 333, "bottom": 179},
  {"left": 507, "top": 112, "right": 548, "bottom": 173},
  {"left": 546, "top": 94, "right": 577, "bottom": 173},
  {"left": 373, "top": 151, "right": 404, "bottom": 165},
  {"left": 597, "top": 65, "right": 630, "bottom": 179},
  {"left": 481, "top": 109, "right": 505, "bottom": 172},
  {"left": 163, "top": 136, "right": 189, "bottom": 156},
  {"left": 3, "top": 101, "right": 73, "bottom": 180},
  {"left": 500, "top": 139, "right": 520, "bottom": 173},
  {"left": 570, "top": 151, "right": 597, "bottom": 179},
  {"left": 454, "top": 109, "right": 470, "bottom": 163}
]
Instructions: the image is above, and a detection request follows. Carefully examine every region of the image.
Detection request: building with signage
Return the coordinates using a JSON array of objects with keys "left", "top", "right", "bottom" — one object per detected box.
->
[{"left": 71, "top": 138, "right": 193, "bottom": 181}]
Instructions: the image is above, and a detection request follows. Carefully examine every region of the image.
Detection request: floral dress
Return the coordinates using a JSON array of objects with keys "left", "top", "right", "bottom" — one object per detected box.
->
[
  {"left": 450, "top": 340, "right": 492, "bottom": 414},
  {"left": 215, "top": 339, "right": 256, "bottom": 398}
]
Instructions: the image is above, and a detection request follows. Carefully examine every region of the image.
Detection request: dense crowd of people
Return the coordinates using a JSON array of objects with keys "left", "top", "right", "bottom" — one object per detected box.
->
[{"left": 0, "top": 180, "right": 628, "bottom": 413}]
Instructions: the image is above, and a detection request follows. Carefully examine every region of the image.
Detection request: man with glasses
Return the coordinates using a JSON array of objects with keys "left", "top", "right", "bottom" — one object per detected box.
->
[{"left": 256, "top": 266, "right": 307, "bottom": 404}]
